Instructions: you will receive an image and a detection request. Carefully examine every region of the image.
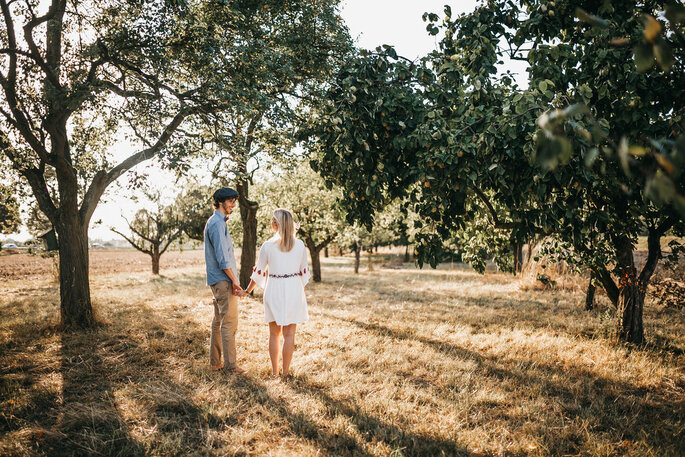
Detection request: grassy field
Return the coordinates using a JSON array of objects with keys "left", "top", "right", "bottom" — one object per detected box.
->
[{"left": 0, "top": 250, "right": 683, "bottom": 456}]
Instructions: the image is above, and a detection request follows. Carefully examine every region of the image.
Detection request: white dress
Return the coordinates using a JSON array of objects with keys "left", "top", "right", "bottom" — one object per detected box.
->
[{"left": 250, "top": 236, "right": 310, "bottom": 326}]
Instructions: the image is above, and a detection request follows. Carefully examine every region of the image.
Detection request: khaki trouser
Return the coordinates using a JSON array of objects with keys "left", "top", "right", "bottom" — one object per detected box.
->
[{"left": 209, "top": 281, "right": 239, "bottom": 369}]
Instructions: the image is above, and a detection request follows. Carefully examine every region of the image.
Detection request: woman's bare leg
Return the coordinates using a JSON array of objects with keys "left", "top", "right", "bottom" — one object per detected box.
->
[
  {"left": 282, "top": 324, "right": 296, "bottom": 376},
  {"left": 268, "top": 322, "right": 282, "bottom": 376}
]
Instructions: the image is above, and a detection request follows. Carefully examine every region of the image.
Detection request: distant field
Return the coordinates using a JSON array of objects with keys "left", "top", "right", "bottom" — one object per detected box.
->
[
  {"left": 0, "top": 248, "right": 206, "bottom": 281},
  {"left": 0, "top": 251, "right": 683, "bottom": 456}
]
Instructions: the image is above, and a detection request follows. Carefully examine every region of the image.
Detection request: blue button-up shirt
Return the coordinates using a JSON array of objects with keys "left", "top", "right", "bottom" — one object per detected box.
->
[{"left": 204, "top": 210, "right": 238, "bottom": 286}]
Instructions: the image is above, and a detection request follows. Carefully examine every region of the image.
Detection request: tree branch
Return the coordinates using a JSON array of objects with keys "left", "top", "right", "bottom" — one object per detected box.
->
[
  {"left": 79, "top": 109, "right": 188, "bottom": 226},
  {"left": 592, "top": 265, "right": 619, "bottom": 306},
  {"left": 639, "top": 215, "right": 678, "bottom": 287},
  {"left": 21, "top": 0, "right": 62, "bottom": 89},
  {"left": 472, "top": 185, "right": 515, "bottom": 229},
  {"left": 111, "top": 228, "right": 153, "bottom": 255},
  {"left": 315, "top": 234, "right": 336, "bottom": 251},
  {"left": 123, "top": 216, "right": 159, "bottom": 245},
  {"left": 0, "top": 131, "right": 57, "bottom": 221},
  {"left": 159, "top": 229, "right": 183, "bottom": 255}
]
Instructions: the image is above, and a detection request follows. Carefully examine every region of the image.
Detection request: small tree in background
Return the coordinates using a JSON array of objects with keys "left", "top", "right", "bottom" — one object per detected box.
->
[
  {"left": 257, "top": 162, "right": 346, "bottom": 282},
  {"left": 175, "top": 182, "right": 213, "bottom": 243},
  {"left": 112, "top": 192, "right": 183, "bottom": 275}
]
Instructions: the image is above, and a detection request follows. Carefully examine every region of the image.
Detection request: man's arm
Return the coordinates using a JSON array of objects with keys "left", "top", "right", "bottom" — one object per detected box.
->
[
  {"left": 223, "top": 267, "right": 245, "bottom": 295},
  {"left": 207, "top": 220, "right": 243, "bottom": 294}
]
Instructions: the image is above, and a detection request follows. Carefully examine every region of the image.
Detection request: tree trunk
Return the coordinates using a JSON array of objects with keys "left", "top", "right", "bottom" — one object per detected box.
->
[
  {"left": 354, "top": 241, "right": 361, "bottom": 274},
  {"left": 526, "top": 240, "right": 534, "bottom": 266},
  {"left": 404, "top": 244, "right": 410, "bottom": 263},
  {"left": 513, "top": 240, "right": 523, "bottom": 275},
  {"left": 55, "top": 218, "right": 95, "bottom": 328},
  {"left": 151, "top": 247, "right": 160, "bottom": 275},
  {"left": 305, "top": 238, "right": 322, "bottom": 282},
  {"left": 339, "top": 246, "right": 344, "bottom": 256},
  {"left": 619, "top": 279, "right": 645, "bottom": 344},
  {"left": 324, "top": 247, "right": 329, "bottom": 258},
  {"left": 585, "top": 272, "right": 596, "bottom": 311},
  {"left": 237, "top": 180, "right": 259, "bottom": 289},
  {"left": 615, "top": 236, "right": 644, "bottom": 344}
]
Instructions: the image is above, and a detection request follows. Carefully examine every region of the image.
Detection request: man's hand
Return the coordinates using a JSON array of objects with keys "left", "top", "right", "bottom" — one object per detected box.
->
[{"left": 232, "top": 284, "right": 245, "bottom": 296}]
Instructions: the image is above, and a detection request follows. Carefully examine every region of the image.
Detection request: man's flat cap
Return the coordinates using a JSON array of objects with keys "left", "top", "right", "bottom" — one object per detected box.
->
[{"left": 213, "top": 187, "right": 239, "bottom": 201}]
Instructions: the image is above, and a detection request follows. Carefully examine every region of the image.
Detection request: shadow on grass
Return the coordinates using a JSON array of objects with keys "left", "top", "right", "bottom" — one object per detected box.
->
[
  {"left": 327, "top": 314, "right": 684, "bottom": 457},
  {"left": 225, "top": 375, "right": 379, "bottom": 457},
  {"left": 287, "top": 376, "right": 468, "bottom": 456},
  {"left": 1, "top": 297, "right": 467, "bottom": 456},
  {"left": 47, "top": 328, "right": 147, "bottom": 456},
  {"left": 1, "top": 303, "right": 223, "bottom": 456}
]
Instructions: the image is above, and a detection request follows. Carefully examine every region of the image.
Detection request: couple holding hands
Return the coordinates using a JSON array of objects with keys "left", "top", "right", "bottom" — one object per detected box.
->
[{"left": 204, "top": 187, "right": 310, "bottom": 378}]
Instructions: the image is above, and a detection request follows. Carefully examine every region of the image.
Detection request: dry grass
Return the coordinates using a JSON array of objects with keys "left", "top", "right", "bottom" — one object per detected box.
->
[{"left": 0, "top": 251, "right": 683, "bottom": 456}]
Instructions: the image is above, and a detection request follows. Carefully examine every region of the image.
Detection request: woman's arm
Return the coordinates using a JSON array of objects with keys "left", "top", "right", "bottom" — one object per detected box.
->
[{"left": 245, "top": 279, "right": 257, "bottom": 295}]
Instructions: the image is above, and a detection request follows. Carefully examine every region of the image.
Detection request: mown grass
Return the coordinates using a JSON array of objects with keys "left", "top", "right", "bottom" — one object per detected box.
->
[{"left": 0, "top": 253, "right": 683, "bottom": 456}]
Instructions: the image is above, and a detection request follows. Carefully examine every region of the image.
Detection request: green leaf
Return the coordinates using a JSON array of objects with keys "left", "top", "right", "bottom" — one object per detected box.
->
[
  {"left": 654, "top": 41, "right": 675, "bottom": 71},
  {"left": 628, "top": 145, "right": 647, "bottom": 157},
  {"left": 673, "top": 195, "right": 685, "bottom": 218},
  {"left": 665, "top": 4, "right": 685, "bottom": 25},
  {"left": 633, "top": 42, "right": 654, "bottom": 72},
  {"left": 643, "top": 15, "right": 662, "bottom": 43},
  {"left": 563, "top": 104, "right": 588, "bottom": 118},
  {"left": 538, "top": 80, "right": 548, "bottom": 92},
  {"left": 645, "top": 170, "right": 676, "bottom": 204},
  {"left": 584, "top": 148, "right": 599, "bottom": 168},
  {"left": 574, "top": 8, "right": 608, "bottom": 28}
]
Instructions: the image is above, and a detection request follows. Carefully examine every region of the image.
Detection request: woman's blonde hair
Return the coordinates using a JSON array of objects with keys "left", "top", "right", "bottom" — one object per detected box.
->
[{"left": 272, "top": 208, "right": 296, "bottom": 252}]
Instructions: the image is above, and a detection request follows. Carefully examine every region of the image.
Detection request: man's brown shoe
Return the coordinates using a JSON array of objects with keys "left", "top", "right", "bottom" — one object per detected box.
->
[
  {"left": 228, "top": 365, "right": 247, "bottom": 374},
  {"left": 211, "top": 363, "right": 224, "bottom": 371}
]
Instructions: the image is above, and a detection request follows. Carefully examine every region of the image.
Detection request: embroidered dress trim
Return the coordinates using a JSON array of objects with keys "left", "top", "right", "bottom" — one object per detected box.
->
[
  {"left": 269, "top": 271, "right": 304, "bottom": 278},
  {"left": 254, "top": 266, "right": 308, "bottom": 279}
]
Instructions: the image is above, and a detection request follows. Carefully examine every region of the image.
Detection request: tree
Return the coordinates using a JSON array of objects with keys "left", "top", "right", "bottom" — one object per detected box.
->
[
  {"left": 508, "top": 1, "right": 685, "bottom": 344},
  {"left": 258, "top": 162, "right": 346, "bottom": 282},
  {"left": 175, "top": 182, "right": 212, "bottom": 242},
  {"left": 0, "top": 0, "right": 349, "bottom": 327},
  {"left": 111, "top": 192, "right": 183, "bottom": 275},
  {"left": 0, "top": 184, "right": 20, "bottom": 240},
  {"left": 199, "top": 2, "right": 353, "bottom": 289},
  {"left": 305, "top": 2, "right": 684, "bottom": 343}
]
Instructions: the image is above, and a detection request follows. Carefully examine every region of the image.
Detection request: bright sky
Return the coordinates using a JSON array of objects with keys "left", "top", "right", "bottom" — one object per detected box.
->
[{"left": 7, "top": 0, "right": 529, "bottom": 242}]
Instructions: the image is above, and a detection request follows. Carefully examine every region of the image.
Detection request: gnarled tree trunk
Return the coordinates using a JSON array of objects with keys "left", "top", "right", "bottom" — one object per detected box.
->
[
  {"left": 151, "top": 245, "right": 161, "bottom": 275},
  {"left": 303, "top": 233, "right": 335, "bottom": 282},
  {"left": 354, "top": 241, "right": 361, "bottom": 274},
  {"left": 619, "top": 275, "right": 644, "bottom": 344},
  {"left": 305, "top": 238, "right": 322, "bottom": 283},
  {"left": 585, "top": 272, "right": 596, "bottom": 311},
  {"left": 614, "top": 236, "right": 644, "bottom": 344},
  {"left": 513, "top": 240, "right": 523, "bottom": 275},
  {"left": 237, "top": 179, "right": 259, "bottom": 289},
  {"left": 55, "top": 215, "right": 95, "bottom": 328}
]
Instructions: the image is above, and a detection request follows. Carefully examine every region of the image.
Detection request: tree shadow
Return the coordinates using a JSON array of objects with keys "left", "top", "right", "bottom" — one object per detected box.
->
[
  {"left": 286, "top": 376, "right": 469, "bottom": 456},
  {"left": 224, "top": 375, "right": 379, "bottom": 456},
  {"left": 1, "top": 301, "right": 225, "bottom": 456},
  {"left": 43, "top": 327, "right": 147, "bottom": 456},
  {"left": 324, "top": 314, "right": 684, "bottom": 456}
]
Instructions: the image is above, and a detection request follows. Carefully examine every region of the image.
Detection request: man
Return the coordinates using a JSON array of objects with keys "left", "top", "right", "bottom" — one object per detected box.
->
[{"left": 204, "top": 187, "right": 246, "bottom": 374}]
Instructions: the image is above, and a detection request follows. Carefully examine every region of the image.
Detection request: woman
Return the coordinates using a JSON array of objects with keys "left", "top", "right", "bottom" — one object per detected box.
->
[{"left": 245, "top": 208, "right": 310, "bottom": 378}]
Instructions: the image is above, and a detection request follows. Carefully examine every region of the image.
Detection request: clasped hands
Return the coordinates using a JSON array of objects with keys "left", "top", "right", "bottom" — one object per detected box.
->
[{"left": 232, "top": 284, "right": 248, "bottom": 298}]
